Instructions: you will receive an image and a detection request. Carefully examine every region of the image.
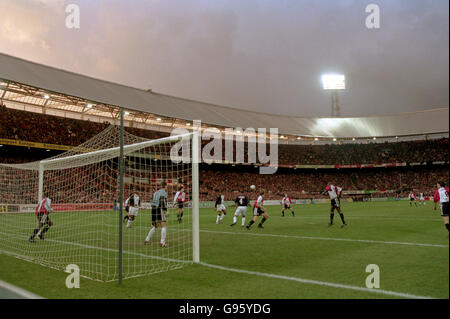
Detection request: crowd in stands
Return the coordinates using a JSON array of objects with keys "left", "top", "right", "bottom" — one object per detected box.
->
[
  {"left": 0, "top": 108, "right": 167, "bottom": 147},
  {"left": 198, "top": 167, "right": 448, "bottom": 201},
  {"left": 1, "top": 108, "right": 448, "bottom": 165},
  {"left": 0, "top": 107, "right": 448, "bottom": 203},
  {"left": 279, "top": 139, "right": 448, "bottom": 164}
]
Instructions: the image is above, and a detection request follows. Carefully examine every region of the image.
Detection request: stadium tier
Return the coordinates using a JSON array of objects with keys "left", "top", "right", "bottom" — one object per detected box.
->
[
  {"left": 0, "top": 108, "right": 448, "bottom": 202},
  {"left": 1, "top": 108, "right": 448, "bottom": 166}
]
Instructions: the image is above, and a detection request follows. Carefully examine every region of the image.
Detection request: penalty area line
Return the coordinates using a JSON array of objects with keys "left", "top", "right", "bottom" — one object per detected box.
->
[
  {"left": 0, "top": 280, "right": 44, "bottom": 299},
  {"left": 198, "top": 262, "right": 435, "bottom": 299},
  {"left": 200, "top": 229, "right": 448, "bottom": 248}
]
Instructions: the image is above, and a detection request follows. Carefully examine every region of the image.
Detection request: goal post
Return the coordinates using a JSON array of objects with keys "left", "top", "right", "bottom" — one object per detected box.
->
[
  {"left": 192, "top": 130, "right": 200, "bottom": 263},
  {"left": 0, "top": 126, "right": 199, "bottom": 282}
]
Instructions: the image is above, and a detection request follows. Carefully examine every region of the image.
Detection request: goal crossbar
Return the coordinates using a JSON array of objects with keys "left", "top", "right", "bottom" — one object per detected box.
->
[{"left": 0, "top": 132, "right": 193, "bottom": 171}]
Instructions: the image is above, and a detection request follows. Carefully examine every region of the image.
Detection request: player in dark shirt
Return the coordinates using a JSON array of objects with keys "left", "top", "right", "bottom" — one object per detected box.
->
[{"left": 230, "top": 190, "right": 251, "bottom": 227}]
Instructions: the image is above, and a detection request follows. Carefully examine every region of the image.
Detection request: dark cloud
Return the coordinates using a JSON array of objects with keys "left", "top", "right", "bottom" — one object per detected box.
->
[{"left": 0, "top": 0, "right": 448, "bottom": 117}]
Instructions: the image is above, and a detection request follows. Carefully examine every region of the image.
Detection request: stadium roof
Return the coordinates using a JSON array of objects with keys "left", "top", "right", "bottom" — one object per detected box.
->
[{"left": 0, "top": 53, "right": 448, "bottom": 138}]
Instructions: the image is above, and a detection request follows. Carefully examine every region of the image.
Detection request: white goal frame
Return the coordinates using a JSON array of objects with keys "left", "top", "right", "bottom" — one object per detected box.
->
[{"left": 1, "top": 129, "right": 200, "bottom": 282}]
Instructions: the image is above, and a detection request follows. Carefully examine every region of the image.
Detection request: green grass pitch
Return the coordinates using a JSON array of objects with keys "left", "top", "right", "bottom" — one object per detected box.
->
[{"left": 0, "top": 201, "right": 448, "bottom": 299}]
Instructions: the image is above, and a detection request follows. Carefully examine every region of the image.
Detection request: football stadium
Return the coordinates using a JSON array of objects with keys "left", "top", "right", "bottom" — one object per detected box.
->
[{"left": 0, "top": 1, "right": 448, "bottom": 303}]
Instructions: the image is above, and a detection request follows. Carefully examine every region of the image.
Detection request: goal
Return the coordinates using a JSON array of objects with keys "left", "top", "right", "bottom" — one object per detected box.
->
[{"left": 0, "top": 126, "right": 199, "bottom": 282}]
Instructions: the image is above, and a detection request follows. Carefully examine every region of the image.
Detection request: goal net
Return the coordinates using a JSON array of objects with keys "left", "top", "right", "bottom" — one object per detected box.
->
[{"left": 0, "top": 125, "right": 199, "bottom": 282}]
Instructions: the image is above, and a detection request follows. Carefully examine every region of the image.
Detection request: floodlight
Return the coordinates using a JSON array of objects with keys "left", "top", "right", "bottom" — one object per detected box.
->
[{"left": 321, "top": 74, "right": 345, "bottom": 90}]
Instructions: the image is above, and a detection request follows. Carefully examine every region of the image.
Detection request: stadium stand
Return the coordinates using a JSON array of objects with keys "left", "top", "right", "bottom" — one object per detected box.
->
[
  {"left": 1, "top": 108, "right": 448, "bottom": 164},
  {"left": 0, "top": 108, "right": 448, "bottom": 202}
]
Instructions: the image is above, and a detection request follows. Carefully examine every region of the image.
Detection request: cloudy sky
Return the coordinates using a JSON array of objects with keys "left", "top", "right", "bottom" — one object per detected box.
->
[{"left": 0, "top": 0, "right": 448, "bottom": 117}]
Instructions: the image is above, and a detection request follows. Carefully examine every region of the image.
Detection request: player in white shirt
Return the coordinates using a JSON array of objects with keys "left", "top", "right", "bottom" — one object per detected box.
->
[
  {"left": 215, "top": 194, "right": 227, "bottom": 224},
  {"left": 409, "top": 192, "right": 418, "bottom": 207},
  {"left": 29, "top": 195, "right": 54, "bottom": 242},
  {"left": 419, "top": 192, "right": 426, "bottom": 206},
  {"left": 173, "top": 185, "right": 186, "bottom": 223},
  {"left": 281, "top": 193, "right": 295, "bottom": 217},
  {"left": 433, "top": 181, "right": 449, "bottom": 233},
  {"left": 246, "top": 190, "right": 269, "bottom": 229},
  {"left": 324, "top": 184, "right": 347, "bottom": 227},
  {"left": 124, "top": 188, "right": 140, "bottom": 228}
]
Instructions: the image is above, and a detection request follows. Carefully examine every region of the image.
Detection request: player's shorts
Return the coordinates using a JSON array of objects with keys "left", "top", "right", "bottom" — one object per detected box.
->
[
  {"left": 283, "top": 204, "right": 291, "bottom": 209},
  {"left": 128, "top": 206, "right": 139, "bottom": 216},
  {"left": 216, "top": 204, "right": 226, "bottom": 212},
  {"left": 152, "top": 207, "right": 167, "bottom": 223},
  {"left": 36, "top": 212, "right": 50, "bottom": 226},
  {"left": 440, "top": 202, "right": 449, "bottom": 217},
  {"left": 331, "top": 198, "right": 340, "bottom": 209},
  {"left": 253, "top": 207, "right": 264, "bottom": 216},
  {"left": 177, "top": 202, "right": 184, "bottom": 209},
  {"left": 410, "top": 198, "right": 415, "bottom": 201},
  {"left": 235, "top": 206, "right": 247, "bottom": 217}
]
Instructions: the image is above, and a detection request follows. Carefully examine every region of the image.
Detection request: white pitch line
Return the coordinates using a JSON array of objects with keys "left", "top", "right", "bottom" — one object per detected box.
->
[
  {"left": 94, "top": 225, "right": 448, "bottom": 248},
  {"left": 271, "top": 215, "right": 443, "bottom": 222},
  {"left": 0, "top": 234, "right": 441, "bottom": 298},
  {"left": 198, "top": 262, "right": 435, "bottom": 299},
  {"left": 0, "top": 280, "right": 44, "bottom": 299},
  {"left": 0, "top": 231, "right": 191, "bottom": 265},
  {"left": 0, "top": 240, "right": 436, "bottom": 299},
  {"left": 47, "top": 238, "right": 191, "bottom": 265},
  {"left": 200, "top": 229, "right": 449, "bottom": 248}
]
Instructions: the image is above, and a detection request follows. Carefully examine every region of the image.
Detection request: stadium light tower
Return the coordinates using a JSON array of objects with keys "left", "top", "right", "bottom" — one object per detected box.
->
[{"left": 321, "top": 74, "right": 345, "bottom": 117}]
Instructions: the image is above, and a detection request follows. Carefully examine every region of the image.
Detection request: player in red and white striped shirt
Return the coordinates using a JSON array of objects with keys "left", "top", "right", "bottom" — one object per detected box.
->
[
  {"left": 324, "top": 184, "right": 347, "bottom": 227},
  {"left": 409, "top": 192, "right": 418, "bottom": 207},
  {"left": 246, "top": 189, "right": 269, "bottom": 229},
  {"left": 281, "top": 193, "right": 295, "bottom": 217},
  {"left": 173, "top": 185, "right": 186, "bottom": 223},
  {"left": 29, "top": 195, "right": 54, "bottom": 242}
]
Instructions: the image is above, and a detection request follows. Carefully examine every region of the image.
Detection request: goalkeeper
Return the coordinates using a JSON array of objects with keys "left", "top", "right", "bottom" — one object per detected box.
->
[
  {"left": 29, "top": 195, "right": 54, "bottom": 242},
  {"left": 144, "top": 181, "right": 169, "bottom": 247}
]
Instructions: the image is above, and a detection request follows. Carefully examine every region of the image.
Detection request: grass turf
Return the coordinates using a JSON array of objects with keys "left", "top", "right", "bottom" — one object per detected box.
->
[{"left": 0, "top": 201, "right": 448, "bottom": 299}]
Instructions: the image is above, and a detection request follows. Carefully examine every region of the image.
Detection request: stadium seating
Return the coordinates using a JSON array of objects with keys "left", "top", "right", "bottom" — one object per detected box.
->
[
  {"left": 0, "top": 108, "right": 448, "bottom": 202},
  {"left": 1, "top": 108, "right": 448, "bottom": 165}
]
